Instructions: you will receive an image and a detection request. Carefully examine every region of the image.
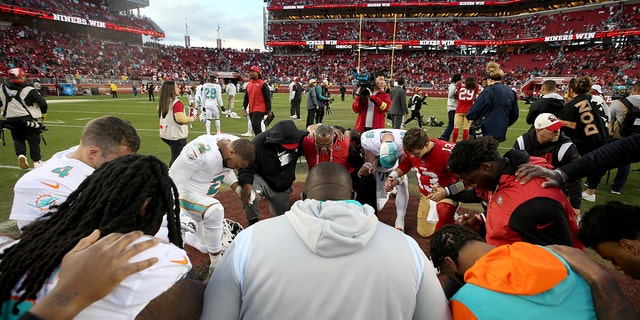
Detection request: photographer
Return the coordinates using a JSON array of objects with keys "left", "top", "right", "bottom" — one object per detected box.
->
[
  {"left": 315, "top": 79, "right": 331, "bottom": 125},
  {"left": 1, "top": 68, "right": 48, "bottom": 169},
  {"left": 352, "top": 71, "right": 391, "bottom": 132}
]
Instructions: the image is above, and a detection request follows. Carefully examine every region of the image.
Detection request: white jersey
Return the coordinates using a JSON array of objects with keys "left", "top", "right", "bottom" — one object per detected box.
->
[
  {"left": 10, "top": 146, "right": 94, "bottom": 229},
  {"left": 3, "top": 236, "right": 190, "bottom": 320},
  {"left": 196, "top": 83, "right": 223, "bottom": 110},
  {"left": 169, "top": 134, "right": 239, "bottom": 196},
  {"left": 361, "top": 129, "right": 406, "bottom": 172}
]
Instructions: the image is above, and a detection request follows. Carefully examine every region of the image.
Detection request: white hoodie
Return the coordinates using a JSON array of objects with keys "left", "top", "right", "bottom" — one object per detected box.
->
[{"left": 202, "top": 199, "right": 450, "bottom": 320}]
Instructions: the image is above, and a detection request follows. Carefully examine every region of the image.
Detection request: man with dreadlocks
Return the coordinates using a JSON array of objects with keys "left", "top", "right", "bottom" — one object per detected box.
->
[
  {"left": 430, "top": 224, "right": 633, "bottom": 319},
  {"left": 10, "top": 116, "right": 140, "bottom": 231},
  {"left": 0, "top": 154, "right": 189, "bottom": 319},
  {"left": 169, "top": 134, "right": 255, "bottom": 276}
]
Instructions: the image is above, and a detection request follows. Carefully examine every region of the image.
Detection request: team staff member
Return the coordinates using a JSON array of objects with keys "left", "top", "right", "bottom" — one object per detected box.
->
[
  {"left": 158, "top": 80, "right": 197, "bottom": 166},
  {"left": 242, "top": 66, "right": 273, "bottom": 135},
  {"left": 513, "top": 113, "right": 581, "bottom": 213},
  {"left": 237, "top": 120, "right": 307, "bottom": 225},
  {"left": 203, "top": 162, "right": 451, "bottom": 320},
  {"left": 0, "top": 68, "right": 48, "bottom": 169}
]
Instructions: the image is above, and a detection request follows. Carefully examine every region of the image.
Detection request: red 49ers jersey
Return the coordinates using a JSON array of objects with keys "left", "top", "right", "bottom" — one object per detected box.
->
[{"left": 399, "top": 139, "right": 457, "bottom": 197}]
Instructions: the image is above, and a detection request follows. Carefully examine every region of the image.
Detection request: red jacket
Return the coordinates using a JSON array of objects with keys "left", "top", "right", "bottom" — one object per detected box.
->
[
  {"left": 352, "top": 90, "right": 391, "bottom": 132},
  {"left": 302, "top": 136, "right": 354, "bottom": 173},
  {"left": 486, "top": 156, "right": 583, "bottom": 249},
  {"left": 245, "top": 79, "right": 269, "bottom": 113}
]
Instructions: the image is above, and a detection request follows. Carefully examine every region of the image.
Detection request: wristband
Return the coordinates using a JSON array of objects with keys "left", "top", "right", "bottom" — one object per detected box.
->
[
  {"left": 389, "top": 171, "right": 399, "bottom": 179},
  {"left": 363, "top": 162, "right": 373, "bottom": 169},
  {"left": 553, "top": 169, "right": 567, "bottom": 184}
]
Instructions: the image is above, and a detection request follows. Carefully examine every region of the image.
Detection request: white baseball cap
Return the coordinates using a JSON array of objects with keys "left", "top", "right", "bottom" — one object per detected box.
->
[
  {"left": 534, "top": 113, "right": 565, "bottom": 131},
  {"left": 591, "top": 84, "right": 603, "bottom": 94}
]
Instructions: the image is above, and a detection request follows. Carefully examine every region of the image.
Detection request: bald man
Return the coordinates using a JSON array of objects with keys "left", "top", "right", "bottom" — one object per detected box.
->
[{"left": 202, "top": 162, "right": 450, "bottom": 320}]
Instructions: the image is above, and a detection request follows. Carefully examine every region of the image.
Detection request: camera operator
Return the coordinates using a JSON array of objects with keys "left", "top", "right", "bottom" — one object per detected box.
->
[
  {"left": 0, "top": 68, "right": 48, "bottom": 169},
  {"left": 352, "top": 71, "right": 391, "bottom": 132}
]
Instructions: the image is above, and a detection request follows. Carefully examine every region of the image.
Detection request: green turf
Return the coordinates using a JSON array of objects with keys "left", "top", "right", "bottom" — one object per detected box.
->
[{"left": 1, "top": 92, "right": 638, "bottom": 226}]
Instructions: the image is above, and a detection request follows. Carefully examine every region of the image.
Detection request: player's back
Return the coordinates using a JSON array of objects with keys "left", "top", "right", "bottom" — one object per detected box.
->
[
  {"left": 10, "top": 146, "right": 94, "bottom": 229},
  {"left": 169, "top": 134, "right": 239, "bottom": 194},
  {"left": 200, "top": 83, "right": 222, "bottom": 107}
]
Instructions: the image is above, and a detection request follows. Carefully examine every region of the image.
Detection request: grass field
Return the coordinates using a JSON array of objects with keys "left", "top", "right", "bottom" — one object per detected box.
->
[{"left": 1, "top": 91, "right": 639, "bottom": 227}]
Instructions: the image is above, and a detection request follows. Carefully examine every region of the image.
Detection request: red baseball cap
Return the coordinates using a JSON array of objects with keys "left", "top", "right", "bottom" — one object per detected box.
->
[
  {"left": 281, "top": 142, "right": 299, "bottom": 150},
  {"left": 9, "top": 68, "right": 25, "bottom": 78},
  {"left": 294, "top": 77, "right": 300, "bottom": 82},
  {"left": 249, "top": 66, "right": 261, "bottom": 73}
]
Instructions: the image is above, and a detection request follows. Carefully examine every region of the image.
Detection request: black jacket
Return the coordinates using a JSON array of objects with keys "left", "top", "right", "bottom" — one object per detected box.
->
[
  {"left": 238, "top": 120, "right": 307, "bottom": 192},
  {"left": 525, "top": 93, "right": 565, "bottom": 124}
]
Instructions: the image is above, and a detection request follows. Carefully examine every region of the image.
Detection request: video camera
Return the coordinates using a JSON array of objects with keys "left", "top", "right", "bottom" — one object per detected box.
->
[
  {"left": 352, "top": 69, "right": 375, "bottom": 97},
  {"left": 24, "top": 120, "right": 48, "bottom": 133}
]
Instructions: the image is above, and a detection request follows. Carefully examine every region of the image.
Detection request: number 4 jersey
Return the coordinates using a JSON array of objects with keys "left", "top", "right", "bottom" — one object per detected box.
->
[{"left": 10, "top": 146, "right": 95, "bottom": 230}]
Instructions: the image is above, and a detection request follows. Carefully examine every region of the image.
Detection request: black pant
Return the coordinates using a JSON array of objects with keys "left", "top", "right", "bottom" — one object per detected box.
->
[
  {"left": 149, "top": 91, "right": 155, "bottom": 101},
  {"left": 249, "top": 112, "right": 266, "bottom": 135},
  {"left": 9, "top": 122, "right": 41, "bottom": 161},
  {"left": 306, "top": 108, "right": 316, "bottom": 127},
  {"left": 404, "top": 110, "right": 424, "bottom": 127},
  {"left": 290, "top": 100, "right": 301, "bottom": 118},
  {"left": 111, "top": 90, "right": 117, "bottom": 98},
  {"left": 440, "top": 110, "right": 455, "bottom": 140},
  {"left": 162, "top": 138, "right": 187, "bottom": 166},
  {"left": 315, "top": 106, "right": 325, "bottom": 124},
  {"left": 351, "top": 171, "right": 377, "bottom": 215}
]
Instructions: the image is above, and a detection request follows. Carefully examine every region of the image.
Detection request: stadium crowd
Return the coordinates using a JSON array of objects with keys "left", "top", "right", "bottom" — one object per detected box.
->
[
  {"left": 1, "top": 23, "right": 638, "bottom": 92},
  {"left": 0, "top": 0, "right": 158, "bottom": 31},
  {"left": 268, "top": 5, "right": 638, "bottom": 42}
]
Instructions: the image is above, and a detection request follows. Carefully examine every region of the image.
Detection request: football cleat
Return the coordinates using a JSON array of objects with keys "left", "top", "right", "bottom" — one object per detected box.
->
[{"left": 220, "top": 218, "right": 244, "bottom": 254}]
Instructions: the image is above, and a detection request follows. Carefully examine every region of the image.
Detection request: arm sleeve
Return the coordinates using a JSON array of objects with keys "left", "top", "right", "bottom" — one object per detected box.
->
[
  {"left": 262, "top": 83, "right": 272, "bottom": 112},
  {"left": 411, "top": 244, "right": 452, "bottom": 320},
  {"left": 509, "top": 197, "right": 574, "bottom": 246},
  {"left": 525, "top": 104, "right": 539, "bottom": 125},
  {"left": 466, "top": 92, "right": 488, "bottom": 120},
  {"left": 352, "top": 97, "right": 365, "bottom": 112},
  {"left": 28, "top": 89, "right": 48, "bottom": 114},
  {"left": 201, "top": 233, "right": 249, "bottom": 319},
  {"left": 560, "top": 135, "right": 640, "bottom": 179},
  {"left": 508, "top": 93, "right": 519, "bottom": 125},
  {"left": 173, "top": 101, "right": 191, "bottom": 124},
  {"left": 242, "top": 89, "right": 249, "bottom": 109}
]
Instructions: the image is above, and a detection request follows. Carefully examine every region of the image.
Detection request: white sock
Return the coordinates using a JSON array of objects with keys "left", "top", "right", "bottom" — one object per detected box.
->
[
  {"left": 215, "top": 119, "right": 221, "bottom": 134},
  {"left": 205, "top": 120, "right": 211, "bottom": 135},
  {"left": 395, "top": 212, "right": 406, "bottom": 230}
]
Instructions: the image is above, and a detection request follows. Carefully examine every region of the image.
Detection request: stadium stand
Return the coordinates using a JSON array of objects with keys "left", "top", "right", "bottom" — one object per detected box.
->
[{"left": 0, "top": 0, "right": 638, "bottom": 98}]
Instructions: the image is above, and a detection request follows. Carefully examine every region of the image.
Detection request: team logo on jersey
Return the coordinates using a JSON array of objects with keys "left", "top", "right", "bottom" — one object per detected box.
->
[
  {"left": 27, "top": 194, "right": 60, "bottom": 211},
  {"left": 169, "top": 256, "right": 190, "bottom": 265},
  {"left": 496, "top": 195, "right": 504, "bottom": 206}
]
